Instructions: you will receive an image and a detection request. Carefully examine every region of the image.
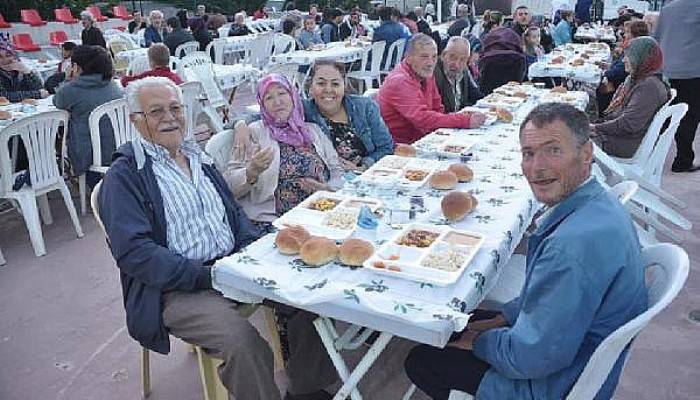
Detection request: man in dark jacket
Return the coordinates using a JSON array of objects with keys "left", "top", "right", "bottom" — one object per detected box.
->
[
  {"left": 99, "top": 77, "right": 337, "bottom": 400},
  {"left": 79, "top": 11, "right": 106, "bottom": 48},
  {"left": 163, "top": 17, "right": 195, "bottom": 56},
  {"left": 414, "top": 7, "right": 432, "bottom": 35},
  {"left": 434, "top": 36, "right": 484, "bottom": 112},
  {"left": 447, "top": 4, "right": 471, "bottom": 37}
]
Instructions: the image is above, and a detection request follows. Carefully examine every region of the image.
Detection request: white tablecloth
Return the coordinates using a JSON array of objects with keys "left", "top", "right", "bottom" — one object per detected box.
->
[
  {"left": 269, "top": 42, "right": 368, "bottom": 66},
  {"left": 20, "top": 58, "right": 61, "bottom": 82},
  {"left": 528, "top": 43, "right": 610, "bottom": 85},
  {"left": 211, "top": 64, "right": 259, "bottom": 90},
  {"left": 574, "top": 27, "right": 617, "bottom": 42},
  {"left": 114, "top": 48, "right": 148, "bottom": 65},
  {"left": 213, "top": 118, "right": 546, "bottom": 347}
]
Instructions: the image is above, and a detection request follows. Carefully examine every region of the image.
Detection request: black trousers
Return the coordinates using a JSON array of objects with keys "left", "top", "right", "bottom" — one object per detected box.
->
[
  {"left": 669, "top": 78, "right": 700, "bottom": 169},
  {"left": 404, "top": 309, "right": 499, "bottom": 399},
  {"left": 479, "top": 58, "right": 526, "bottom": 95}
]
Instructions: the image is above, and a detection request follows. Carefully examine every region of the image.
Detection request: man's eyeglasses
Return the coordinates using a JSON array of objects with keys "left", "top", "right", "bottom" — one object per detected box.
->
[{"left": 135, "top": 104, "right": 185, "bottom": 120}]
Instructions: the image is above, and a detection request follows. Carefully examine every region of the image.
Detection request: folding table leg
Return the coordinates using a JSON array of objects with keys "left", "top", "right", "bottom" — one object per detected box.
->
[{"left": 313, "top": 317, "right": 394, "bottom": 400}]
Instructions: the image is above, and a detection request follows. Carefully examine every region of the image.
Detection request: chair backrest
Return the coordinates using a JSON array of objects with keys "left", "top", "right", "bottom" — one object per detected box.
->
[
  {"left": 175, "top": 41, "right": 201, "bottom": 58},
  {"left": 179, "top": 80, "right": 205, "bottom": 138},
  {"left": 608, "top": 180, "right": 638, "bottom": 205},
  {"left": 382, "top": 38, "right": 405, "bottom": 72},
  {"left": 20, "top": 9, "right": 44, "bottom": 25},
  {"left": 87, "top": 98, "right": 139, "bottom": 169},
  {"left": 54, "top": 8, "right": 76, "bottom": 23},
  {"left": 363, "top": 88, "right": 379, "bottom": 100},
  {"left": 264, "top": 63, "right": 301, "bottom": 90},
  {"left": 272, "top": 33, "right": 296, "bottom": 55},
  {"left": 0, "top": 110, "right": 69, "bottom": 193},
  {"left": 13, "top": 33, "right": 36, "bottom": 46},
  {"left": 108, "top": 38, "right": 134, "bottom": 55},
  {"left": 126, "top": 55, "right": 150, "bottom": 76},
  {"left": 49, "top": 31, "right": 69, "bottom": 45},
  {"left": 205, "top": 38, "right": 226, "bottom": 64},
  {"left": 87, "top": 6, "right": 107, "bottom": 21},
  {"left": 177, "top": 51, "right": 227, "bottom": 109},
  {"left": 368, "top": 41, "right": 386, "bottom": 75},
  {"left": 642, "top": 103, "right": 688, "bottom": 185},
  {"left": 245, "top": 33, "right": 275, "bottom": 68},
  {"left": 204, "top": 129, "right": 235, "bottom": 171},
  {"left": 565, "top": 243, "right": 689, "bottom": 400}
]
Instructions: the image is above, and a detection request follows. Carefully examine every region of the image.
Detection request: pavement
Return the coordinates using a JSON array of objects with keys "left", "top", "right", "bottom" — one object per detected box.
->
[{"left": 1, "top": 91, "right": 698, "bottom": 399}]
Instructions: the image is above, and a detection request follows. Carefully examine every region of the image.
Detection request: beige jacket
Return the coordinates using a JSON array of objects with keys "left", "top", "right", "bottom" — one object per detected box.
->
[{"left": 223, "top": 120, "right": 344, "bottom": 222}]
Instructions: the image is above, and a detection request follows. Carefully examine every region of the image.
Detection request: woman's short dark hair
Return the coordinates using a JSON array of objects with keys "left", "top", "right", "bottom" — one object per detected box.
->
[
  {"left": 309, "top": 59, "right": 347, "bottom": 80},
  {"left": 62, "top": 41, "right": 77, "bottom": 52},
  {"left": 71, "top": 45, "right": 113, "bottom": 80},
  {"left": 282, "top": 19, "right": 296, "bottom": 35},
  {"left": 379, "top": 6, "right": 393, "bottom": 21},
  {"left": 166, "top": 17, "right": 181, "bottom": 29}
]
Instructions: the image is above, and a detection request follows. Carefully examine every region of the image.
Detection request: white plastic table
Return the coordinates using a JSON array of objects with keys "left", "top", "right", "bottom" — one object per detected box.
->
[
  {"left": 269, "top": 42, "right": 369, "bottom": 66},
  {"left": 528, "top": 43, "right": 611, "bottom": 85}
]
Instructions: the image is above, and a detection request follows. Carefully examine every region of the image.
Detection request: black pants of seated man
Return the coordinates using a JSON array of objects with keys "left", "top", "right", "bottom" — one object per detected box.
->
[
  {"left": 404, "top": 309, "right": 500, "bottom": 399},
  {"left": 670, "top": 78, "right": 700, "bottom": 171}
]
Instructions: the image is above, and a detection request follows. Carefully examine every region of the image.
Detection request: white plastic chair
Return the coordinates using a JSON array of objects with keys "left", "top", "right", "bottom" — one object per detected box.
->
[
  {"left": 174, "top": 41, "right": 201, "bottom": 58},
  {"left": 126, "top": 54, "right": 150, "bottom": 77},
  {"left": 179, "top": 81, "right": 225, "bottom": 138},
  {"left": 272, "top": 33, "right": 297, "bottom": 55},
  {"left": 608, "top": 180, "right": 638, "bottom": 205},
  {"left": 380, "top": 38, "right": 406, "bottom": 80},
  {"left": 363, "top": 88, "right": 379, "bottom": 100},
  {"left": 177, "top": 52, "right": 229, "bottom": 111},
  {"left": 244, "top": 33, "right": 275, "bottom": 69},
  {"left": 263, "top": 63, "right": 302, "bottom": 91},
  {"left": 347, "top": 40, "right": 386, "bottom": 94},
  {"left": 0, "top": 110, "right": 83, "bottom": 257},
  {"left": 78, "top": 98, "right": 139, "bottom": 215},
  {"left": 0, "top": 247, "right": 6, "bottom": 266},
  {"left": 443, "top": 243, "right": 690, "bottom": 400},
  {"left": 204, "top": 129, "right": 235, "bottom": 171},
  {"left": 205, "top": 38, "right": 227, "bottom": 65}
]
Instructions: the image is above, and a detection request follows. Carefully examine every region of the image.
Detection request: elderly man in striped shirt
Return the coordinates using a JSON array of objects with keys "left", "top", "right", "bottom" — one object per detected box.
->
[{"left": 98, "top": 77, "right": 337, "bottom": 400}]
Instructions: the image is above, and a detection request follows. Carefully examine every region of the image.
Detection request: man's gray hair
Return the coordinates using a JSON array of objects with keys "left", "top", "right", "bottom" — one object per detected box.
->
[
  {"left": 149, "top": 10, "right": 164, "bottom": 19},
  {"left": 125, "top": 76, "right": 183, "bottom": 113},
  {"left": 80, "top": 11, "right": 94, "bottom": 23},
  {"left": 444, "top": 36, "right": 471, "bottom": 53},
  {"left": 520, "top": 103, "right": 590, "bottom": 148},
  {"left": 457, "top": 4, "right": 469, "bottom": 18},
  {"left": 406, "top": 33, "right": 436, "bottom": 55}
]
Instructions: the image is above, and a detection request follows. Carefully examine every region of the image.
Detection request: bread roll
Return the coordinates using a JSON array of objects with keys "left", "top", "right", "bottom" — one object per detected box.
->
[
  {"left": 275, "top": 226, "right": 311, "bottom": 255},
  {"left": 441, "top": 191, "right": 478, "bottom": 221},
  {"left": 448, "top": 163, "right": 474, "bottom": 183},
  {"left": 339, "top": 239, "right": 374, "bottom": 267},
  {"left": 550, "top": 86, "right": 568, "bottom": 94},
  {"left": 492, "top": 107, "right": 513, "bottom": 123},
  {"left": 0, "top": 97, "right": 10, "bottom": 106},
  {"left": 395, "top": 143, "right": 416, "bottom": 157},
  {"left": 0, "top": 110, "right": 11, "bottom": 120},
  {"left": 300, "top": 237, "right": 338, "bottom": 266},
  {"left": 429, "top": 170, "right": 458, "bottom": 190}
]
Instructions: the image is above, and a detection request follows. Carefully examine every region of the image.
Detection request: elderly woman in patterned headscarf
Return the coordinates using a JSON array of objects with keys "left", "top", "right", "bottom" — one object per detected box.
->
[
  {"left": 0, "top": 41, "right": 48, "bottom": 103},
  {"left": 592, "top": 36, "right": 670, "bottom": 158},
  {"left": 224, "top": 74, "right": 344, "bottom": 231}
]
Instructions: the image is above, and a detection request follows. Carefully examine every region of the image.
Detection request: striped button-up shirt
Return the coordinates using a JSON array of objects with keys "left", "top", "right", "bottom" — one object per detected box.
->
[{"left": 141, "top": 138, "right": 235, "bottom": 262}]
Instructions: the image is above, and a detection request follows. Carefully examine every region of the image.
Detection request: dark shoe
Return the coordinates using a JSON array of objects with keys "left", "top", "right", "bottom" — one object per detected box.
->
[
  {"left": 671, "top": 164, "right": 700, "bottom": 173},
  {"left": 284, "top": 390, "right": 333, "bottom": 400}
]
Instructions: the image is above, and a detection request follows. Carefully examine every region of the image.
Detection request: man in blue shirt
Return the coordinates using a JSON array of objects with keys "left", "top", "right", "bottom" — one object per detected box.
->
[
  {"left": 405, "top": 103, "right": 647, "bottom": 399},
  {"left": 372, "top": 6, "right": 411, "bottom": 68}
]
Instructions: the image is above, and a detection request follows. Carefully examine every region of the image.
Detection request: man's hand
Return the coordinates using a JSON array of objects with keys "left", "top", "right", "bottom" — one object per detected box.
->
[
  {"left": 467, "top": 314, "right": 509, "bottom": 333},
  {"left": 246, "top": 147, "right": 274, "bottom": 184},
  {"left": 467, "top": 112, "right": 486, "bottom": 128},
  {"left": 447, "top": 330, "right": 481, "bottom": 351}
]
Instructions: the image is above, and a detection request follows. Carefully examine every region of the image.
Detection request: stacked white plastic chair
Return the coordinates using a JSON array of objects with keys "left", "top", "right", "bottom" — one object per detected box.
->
[
  {"left": 179, "top": 80, "right": 225, "bottom": 137},
  {"left": 74, "top": 98, "right": 140, "bottom": 215},
  {"left": 272, "top": 33, "right": 297, "bottom": 55},
  {"left": 429, "top": 243, "right": 689, "bottom": 400},
  {"left": 347, "top": 40, "right": 386, "bottom": 93},
  {"left": 0, "top": 110, "right": 83, "bottom": 256},
  {"left": 177, "top": 51, "right": 229, "bottom": 114},
  {"left": 380, "top": 38, "right": 406, "bottom": 81},
  {"left": 205, "top": 38, "right": 227, "bottom": 65},
  {"left": 244, "top": 33, "right": 275, "bottom": 69},
  {"left": 174, "top": 41, "right": 201, "bottom": 58}
]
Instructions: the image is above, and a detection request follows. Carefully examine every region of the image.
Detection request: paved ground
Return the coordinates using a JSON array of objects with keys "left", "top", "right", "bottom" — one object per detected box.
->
[{"left": 1, "top": 91, "right": 698, "bottom": 399}]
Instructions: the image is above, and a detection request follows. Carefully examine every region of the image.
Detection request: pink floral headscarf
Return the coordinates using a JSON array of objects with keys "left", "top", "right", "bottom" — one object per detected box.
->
[{"left": 256, "top": 74, "right": 313, "bottom": 147}]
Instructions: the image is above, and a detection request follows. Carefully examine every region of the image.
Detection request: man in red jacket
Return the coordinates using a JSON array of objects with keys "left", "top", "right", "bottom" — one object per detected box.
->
[
  {"left": 378, "top": 33, "right": 486, "bottom": 144},
  {"left": 121, "top": 43, "right": 183, "bottom": 87}
]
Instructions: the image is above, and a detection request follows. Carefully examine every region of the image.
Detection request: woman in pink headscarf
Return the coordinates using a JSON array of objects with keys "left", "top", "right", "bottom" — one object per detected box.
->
[{"left": 224, "top": 74, "right": 344, "bottom": 230}]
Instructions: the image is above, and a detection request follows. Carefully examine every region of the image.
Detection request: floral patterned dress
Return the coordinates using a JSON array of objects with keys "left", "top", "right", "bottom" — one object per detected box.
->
[
  {"left": 324, "top": 117, "right": 368, "bottom": 168},
  {"left": 274, "top": 142, "right": 330, "bottom": 215}
]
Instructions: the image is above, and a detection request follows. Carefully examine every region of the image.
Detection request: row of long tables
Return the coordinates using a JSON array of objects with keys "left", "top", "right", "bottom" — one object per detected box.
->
[{"left": 211, "top": 85, "right": 590, "bottom": 399}]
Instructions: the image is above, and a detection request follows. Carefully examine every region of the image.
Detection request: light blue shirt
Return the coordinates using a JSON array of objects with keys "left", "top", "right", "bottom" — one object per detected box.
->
[
  {"left": 299, "top": 29, "right": 323, "bottom": 49},
  {"left": 552, "top": 20, "right": 573, "bottom": 46},
  {"left": 473, "top": 178, "right": 648, "bottom": 400},
  {"left": 140, "top": 138, "right": 235, "bottom": 261}
]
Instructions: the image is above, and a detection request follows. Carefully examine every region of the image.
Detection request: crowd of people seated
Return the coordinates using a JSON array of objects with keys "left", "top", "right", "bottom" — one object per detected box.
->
[{"left": 1, "top": 1, "right": 698, "bottom": 398}]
